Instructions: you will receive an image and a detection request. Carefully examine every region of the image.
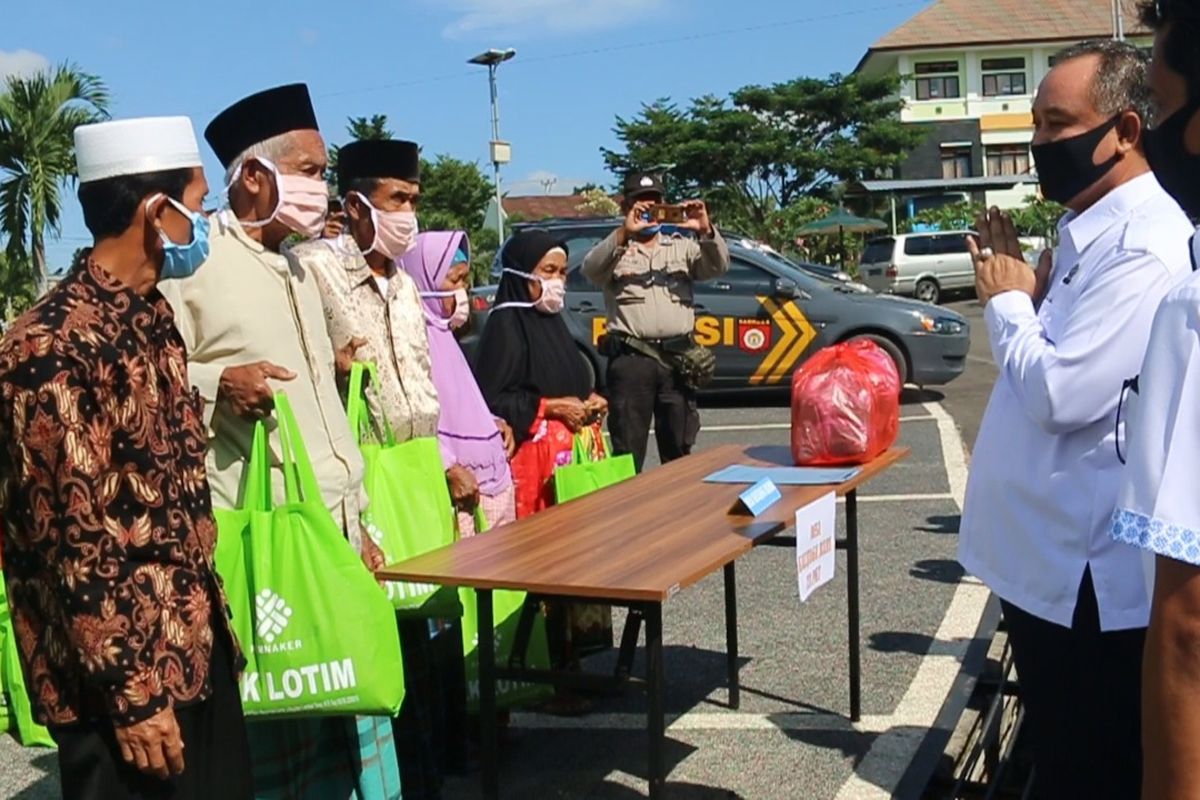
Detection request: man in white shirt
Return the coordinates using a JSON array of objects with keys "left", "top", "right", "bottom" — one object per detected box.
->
[
  {"left": 959, "top": 40, "right": 1193, "bottom": 799},
  {"left": 1107, "top": 2, "right": 1200, "bottom": 796}
]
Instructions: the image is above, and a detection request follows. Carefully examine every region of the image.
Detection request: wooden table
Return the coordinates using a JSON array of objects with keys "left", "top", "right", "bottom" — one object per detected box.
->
[{"left": 378, "top": 444, "right": 908, "bottom": 799}]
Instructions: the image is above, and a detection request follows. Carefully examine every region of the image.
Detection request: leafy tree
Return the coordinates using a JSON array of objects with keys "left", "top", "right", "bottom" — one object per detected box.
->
[
  {"left": 904, "top": 201, "right": 983, "bottom": 234},
  {"left": 0, "top": 63, "right": 109, "bottom": 292},
  {"left": 0, "top": 251, "right": 39, "bottom": 323},
  {"left": 602, "top": 73, "right": 922, "bottom": 236},
  {"left": 903, "top": 197, "right": 1064, "bottom": 245},
  {"left": 572, "top": 182, "right": 602, "bottom": 194},
  {"left": 1009, "top": 195, "right": 1065, "bottom": 244},
  {"left": 418, "top": 155, "right": 494, "bottom": 234},
  {"left": 575, "top": 187, "right": 620, "bottom": 217},
  {"left": 326, "top": 114, "right": 394, "bottom": 185}
]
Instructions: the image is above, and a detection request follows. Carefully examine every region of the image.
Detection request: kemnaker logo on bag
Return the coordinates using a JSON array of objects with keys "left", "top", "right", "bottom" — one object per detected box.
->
[
  {"left": 241, "top": 587, "right": 363, "bottom": 713},
  {"left": 256, "top": 588, "right": 293, "bottom": 644}
]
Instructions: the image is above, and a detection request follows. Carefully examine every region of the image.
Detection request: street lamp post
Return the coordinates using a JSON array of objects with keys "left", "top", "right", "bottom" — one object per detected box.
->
[{"left": 469, "top": 48, "right": 516, "bottom": 242}]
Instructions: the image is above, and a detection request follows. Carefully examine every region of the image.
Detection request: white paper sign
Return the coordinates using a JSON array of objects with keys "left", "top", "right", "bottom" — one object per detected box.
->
[{"left": 796, "top": 492, "right": 836, "bottom": 603}]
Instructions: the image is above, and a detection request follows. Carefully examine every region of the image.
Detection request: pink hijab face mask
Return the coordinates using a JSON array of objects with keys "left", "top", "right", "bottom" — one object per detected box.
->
[{"left": 232, "top": 156, "right": 328, "bottom": 238}]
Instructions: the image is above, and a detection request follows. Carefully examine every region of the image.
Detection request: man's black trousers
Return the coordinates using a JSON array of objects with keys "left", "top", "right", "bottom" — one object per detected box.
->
[
  {"left": 606, "top": 349, "right": 700, "bottom": 472},
  {"left": 1000, "top": 568, "right": 1145, "bottom": 800},
  {"left": 51, "top": 624, "right": 253, "bottom": 800}
]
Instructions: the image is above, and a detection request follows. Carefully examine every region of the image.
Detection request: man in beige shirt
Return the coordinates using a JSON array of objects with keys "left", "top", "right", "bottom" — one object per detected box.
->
[
  {"left": 159, "top": 82, "right": 399, "bottom": 799},
  {"left": 581, "top": 171, "right": 730, "bottom": 471},
  {"left": 161, "top": 85, "right": 367, "bottom": 552}
]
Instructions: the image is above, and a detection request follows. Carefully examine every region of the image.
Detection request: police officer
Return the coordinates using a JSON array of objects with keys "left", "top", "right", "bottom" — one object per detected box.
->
[{"left": 582, "top": 171, "right": 730, "bottom": 472}]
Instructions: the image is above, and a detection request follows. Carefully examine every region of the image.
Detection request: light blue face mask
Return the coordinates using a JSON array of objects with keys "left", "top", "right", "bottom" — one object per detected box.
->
[
  {"left": 638, "top": 210, "right": 662, "bottom": 238},
  {"left": 150, "top": 194, "right": 211, "bottom": 279}
]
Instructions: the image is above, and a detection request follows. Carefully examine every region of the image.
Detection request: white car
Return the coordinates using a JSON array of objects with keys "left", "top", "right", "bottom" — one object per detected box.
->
[{"left": 859, "top": 231, "right": 976, "bottom": 305}]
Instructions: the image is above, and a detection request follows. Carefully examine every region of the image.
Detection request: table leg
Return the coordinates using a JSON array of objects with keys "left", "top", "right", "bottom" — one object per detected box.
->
[
  {"left": 646, "top": 602, "right": 665, "bottom": 799},
  {"left": 478, "top": 588, "right": 499, "bottom": 799},
  {"left": 846, "top": 489, "right": 862, "bottom": 723},
  {"left": 724, "top": 562, "right": 740, "bottom": 710}
]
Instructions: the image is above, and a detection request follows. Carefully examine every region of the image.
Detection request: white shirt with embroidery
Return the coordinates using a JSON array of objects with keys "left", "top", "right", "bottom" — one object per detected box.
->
[{"left": 1111, "top": 233, "right": 1200, "bottom": 581}]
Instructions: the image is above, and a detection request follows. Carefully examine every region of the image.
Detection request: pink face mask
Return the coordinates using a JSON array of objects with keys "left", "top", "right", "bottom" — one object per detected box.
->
[
  {"left": 233, "top": 157, "right": 328, "bottom": 238},
  {"left": 350, "top": 193, "right": 418, "bottom": 260}
]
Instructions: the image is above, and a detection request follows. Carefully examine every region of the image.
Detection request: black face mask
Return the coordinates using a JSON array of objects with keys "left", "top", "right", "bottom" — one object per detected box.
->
[
  {"left": 1031, "top": 116, "right": 1122, "bottom": 204},
  {"left": 1145, "top": 99, "right": 1200, "bottom": 217}
]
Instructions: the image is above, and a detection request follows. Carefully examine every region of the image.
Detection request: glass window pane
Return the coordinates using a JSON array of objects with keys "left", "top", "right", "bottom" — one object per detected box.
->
[
  {"left": 904, "top": 237, "right": 933, "bottom": 256},
  {"left": 915, "top": 61, "right": 958, "bottom": 75},
  {"left": 981, "top": 57, "right": 1026, "bottom": 71}
]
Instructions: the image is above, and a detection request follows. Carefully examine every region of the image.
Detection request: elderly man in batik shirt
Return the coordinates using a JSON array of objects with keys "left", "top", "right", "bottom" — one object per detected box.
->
[{"left": 0, "top": 116, "right": 251, "bottom": 800}]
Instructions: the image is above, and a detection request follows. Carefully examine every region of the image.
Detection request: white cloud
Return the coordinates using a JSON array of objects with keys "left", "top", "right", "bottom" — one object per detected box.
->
[
  {"left": 0, "top": 49, "right": 50, "bottom": 81},
  {"left": 441, "top": 0, "right": 666, "bottom": 39}
]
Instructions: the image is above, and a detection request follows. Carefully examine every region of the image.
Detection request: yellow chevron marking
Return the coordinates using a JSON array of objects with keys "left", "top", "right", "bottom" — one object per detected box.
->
[{"left": 749, "top": 298, "right": 818, "bottom": 386}]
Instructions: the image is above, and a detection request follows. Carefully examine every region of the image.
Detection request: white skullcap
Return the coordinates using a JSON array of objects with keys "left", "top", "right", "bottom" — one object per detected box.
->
[{"left": 75, "top": 116, "right": 202, "bottom": 183}]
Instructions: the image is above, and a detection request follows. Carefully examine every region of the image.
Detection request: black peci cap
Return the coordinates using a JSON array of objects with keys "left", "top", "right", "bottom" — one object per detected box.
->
[
  {"left": 205, "top": 83, "right": 319, "bottom": 168},
  {"left": 337, "top": 140, "right": 421, "bottom": 195},
  {"left": 622, "top": 171, "right": 666, "bottom": 200}
]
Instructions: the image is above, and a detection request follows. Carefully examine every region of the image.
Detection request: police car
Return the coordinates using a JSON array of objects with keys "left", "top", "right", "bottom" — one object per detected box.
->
[{"left": 463, "top": 218, "right": 970, "bottom": 392}]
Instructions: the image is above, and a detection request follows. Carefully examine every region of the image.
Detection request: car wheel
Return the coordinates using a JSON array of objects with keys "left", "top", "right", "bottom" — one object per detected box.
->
[
  {"left": 579, "top": 348, "right": 597, "bottom": 392},
  {"left": 915, "top": 278, "right": 941, "bottom": 305},
  {"left": 849, "top": 334, "right": 909, "bottom": 387}
]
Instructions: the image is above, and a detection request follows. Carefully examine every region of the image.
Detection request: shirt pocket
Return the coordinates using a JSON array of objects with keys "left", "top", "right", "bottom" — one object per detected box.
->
[
  {"left": 1038, "top": 288, "right": 1075, "bottom": 343},
  {"left": 613, "top": 249, "right": 653, "bottom": 305},
  {"left": 661, "top": 251, "right": 694, "bottom": 307}
]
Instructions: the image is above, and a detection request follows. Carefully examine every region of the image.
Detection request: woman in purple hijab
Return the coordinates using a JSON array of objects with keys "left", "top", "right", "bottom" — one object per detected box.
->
[{"left": 400, "top": 231, "right": 517, "bottom": 535}]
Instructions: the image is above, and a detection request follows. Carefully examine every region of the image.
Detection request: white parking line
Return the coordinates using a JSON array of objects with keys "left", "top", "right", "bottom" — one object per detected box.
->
[
  {"left": 511, "top": 710, "right": 893, "bottom": 732},
  {"left": 833, "top": 401, "right": 989, "bottom": 800},
  {"left": 843, "top": 493, "right": 954, "bottom": 504}
]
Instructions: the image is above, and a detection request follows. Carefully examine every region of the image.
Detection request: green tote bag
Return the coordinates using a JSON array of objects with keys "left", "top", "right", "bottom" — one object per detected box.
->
[
  {"left": 347, "top": 363, "right": 461, "bottom": 618},
  {"left": 554, "top": 425, "right": 637, "bottom": 504},
  {"left": 213, "top": 393, "right": 404, "bottom": 718},
  {"left": 0, "top": 580, "right": 52, "bottom": 747}
]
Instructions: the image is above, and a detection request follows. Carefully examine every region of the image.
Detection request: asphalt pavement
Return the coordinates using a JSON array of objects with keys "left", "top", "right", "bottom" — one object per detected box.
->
[{"left": 0, "top": 296, "right": 999, "bottom": 800}]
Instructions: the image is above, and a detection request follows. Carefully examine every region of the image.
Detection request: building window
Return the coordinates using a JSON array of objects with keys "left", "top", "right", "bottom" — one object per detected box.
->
[
  {"left": 986, "top": 143, "right": 1030, "bottom": 176},
  {"left": 915, "top": 61, "right": 961, "bottom": 101},
  {"left": 981, "top": 57, "right": 1028, "bottom": 96},
  {"left": 941, "top": 146, "right": 972, "bottom": 179}
]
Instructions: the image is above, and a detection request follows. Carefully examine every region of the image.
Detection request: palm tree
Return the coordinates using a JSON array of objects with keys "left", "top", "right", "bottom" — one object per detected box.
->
[{"left": 0, "top": 63, "right": 109, "bottom": 292}]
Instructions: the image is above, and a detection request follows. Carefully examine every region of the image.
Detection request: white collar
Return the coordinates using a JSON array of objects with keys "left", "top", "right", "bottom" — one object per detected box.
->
[{"left": 1058, "top": 172, "right": 1162, "bottom": 255}]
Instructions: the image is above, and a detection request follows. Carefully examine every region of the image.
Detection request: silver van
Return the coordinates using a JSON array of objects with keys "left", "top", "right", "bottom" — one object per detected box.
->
[{"left": 859, "top": 231, "right": 975, "bottom": 305}]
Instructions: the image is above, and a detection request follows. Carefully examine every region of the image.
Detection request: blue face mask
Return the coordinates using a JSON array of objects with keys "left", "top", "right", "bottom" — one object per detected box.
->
[
  {"left": 151, "top": 195, "right": 211, "bottom": 279},
  {"left": 638, "top": 212, "right": 662, "bottom": 238}
]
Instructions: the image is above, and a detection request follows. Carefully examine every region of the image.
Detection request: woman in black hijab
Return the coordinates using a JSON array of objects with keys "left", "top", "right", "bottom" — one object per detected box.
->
[
  {"left": 475, "top": 229, "right": 606, "bottom": 518},
  {"left": 475, "top": 231, "right": 612, "bottom": 707}
]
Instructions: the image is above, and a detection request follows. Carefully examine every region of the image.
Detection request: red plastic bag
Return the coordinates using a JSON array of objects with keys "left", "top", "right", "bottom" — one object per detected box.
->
[{"left": 791, "top": 340, "right": 901, "bottom": 466}]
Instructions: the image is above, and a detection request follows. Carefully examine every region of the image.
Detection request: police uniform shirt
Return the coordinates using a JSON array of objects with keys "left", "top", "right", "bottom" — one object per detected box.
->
[
  {"left": 581, "top": 228, "right": 730, "bottom": 341},
  {"left": 959, "top": 172, "right": 1193, "bottom": 632},
  {"left": 1111, "top": 233, "right": 1200, "bottom": 577}
]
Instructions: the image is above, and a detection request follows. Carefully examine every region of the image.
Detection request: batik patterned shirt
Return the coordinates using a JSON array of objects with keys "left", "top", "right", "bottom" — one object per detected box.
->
[
  {"left": 291, "top": 237, "right": 440, "bottom": 444},
  {"left": 0, "top": 260, "right": 233, "bottom": 726}
]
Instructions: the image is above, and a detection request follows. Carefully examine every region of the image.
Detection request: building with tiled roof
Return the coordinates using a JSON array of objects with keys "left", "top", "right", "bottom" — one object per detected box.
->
[
  {"left": 856, "top": 0, "right": 1149, "bottom": 214},
  {"left": 502, "top": 193, "right": 621, "bottom": 220}
]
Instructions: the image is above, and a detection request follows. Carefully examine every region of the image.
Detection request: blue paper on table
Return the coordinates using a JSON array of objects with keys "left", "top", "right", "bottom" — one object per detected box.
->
[{"left": 703, "top": 465, "right": 861, "bottom": 486}]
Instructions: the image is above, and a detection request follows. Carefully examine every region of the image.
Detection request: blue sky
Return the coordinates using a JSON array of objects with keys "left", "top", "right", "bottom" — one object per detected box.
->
[{"left": 4, "top": 0, "right": 927, "bottom": 271}]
